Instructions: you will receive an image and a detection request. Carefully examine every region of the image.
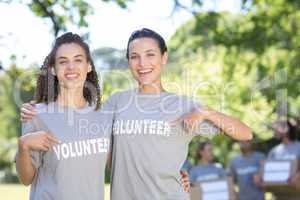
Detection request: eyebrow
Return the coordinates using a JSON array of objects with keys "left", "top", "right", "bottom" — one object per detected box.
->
[
  {"left": 57, "top": 54, "right": 84, "bottom": 59},
  {"left": 129, "top": 49, "right": 157, "bottom": 55},
  {"left": 74, "top": 54, "right": 84, "bottom": 58},
  {"left": 145, "top": 49, "right": 156, "bottom": 53}
]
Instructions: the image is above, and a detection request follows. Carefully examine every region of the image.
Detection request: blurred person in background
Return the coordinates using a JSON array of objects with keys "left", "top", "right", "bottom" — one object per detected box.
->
[
  {"left": 229, "top": 140, "right": 265, "bottom": 200},
  {"left": 189, "top": 141, "right": 227, "bottom": 186},
  {"left": 267, "top": 118, "right": 300, "bottom": 200}
]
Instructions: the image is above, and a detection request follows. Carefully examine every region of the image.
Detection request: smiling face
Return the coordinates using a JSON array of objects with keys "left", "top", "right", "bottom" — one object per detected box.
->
[
  {"left": 127, "top": 37, "right": 168, "bottom": 87},
  {"left": 272, "top": 120, "right": 289, "bottom": 139},
  {"left": 199, "top": 143, "right": 214, "bottom": 163},
  {"left": 239, "top": 140, "right": 252, "bottom": 153},
  {"left": 53, "top": 43, "right": 91, "bottom": 90}
]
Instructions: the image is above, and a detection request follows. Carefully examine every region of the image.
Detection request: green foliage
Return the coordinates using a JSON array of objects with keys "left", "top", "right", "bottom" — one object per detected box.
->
[
  {"left": 1, "top": 0, "right": 300, "bottom": 181},
  {"left": 0, "top": 56, "right": 37, "bottom": 182},
  {"left": 92, "top": 47, "right": 128, "bottom": 70},
  {"left": 0, "top": 0, "right": 133, "bottom": 36},
  {"left": 167, "top": 0, "right": 300, "bottom": 166},
  {"left": 0, "top": 63, "right": 36, "bottom": 139}
]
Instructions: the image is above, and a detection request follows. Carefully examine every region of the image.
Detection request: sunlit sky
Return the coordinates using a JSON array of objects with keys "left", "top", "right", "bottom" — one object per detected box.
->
[{"left": 0, "top": 0, "right": 241, "bottom": 68}]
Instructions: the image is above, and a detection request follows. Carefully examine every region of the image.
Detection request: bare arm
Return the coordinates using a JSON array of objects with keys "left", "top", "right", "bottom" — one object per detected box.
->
[
  {"left": 204, "top": 108, "right": 252, "bottom": 140},
  {"left": 15, "top": 131, "right": 59, "bottom": 185},
  {"left": 15, "top": 143, "right": 36, "bottom": 185},
  {"left": 181, "top": 107, "right": 252, "bottom": 141}
]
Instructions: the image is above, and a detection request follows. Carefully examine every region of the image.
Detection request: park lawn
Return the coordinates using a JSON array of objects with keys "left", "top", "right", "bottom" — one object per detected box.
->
[
  {"left": 0, "top": 184, "right": 273, "bottom": 200},
  {"left": 0, "top": 184, "right": 111, "bottom": 200}
]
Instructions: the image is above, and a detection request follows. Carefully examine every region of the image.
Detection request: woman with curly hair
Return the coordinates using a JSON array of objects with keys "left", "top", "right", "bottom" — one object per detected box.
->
[{"left": 15, "top": 32, "right": 112, "bottom": 200}]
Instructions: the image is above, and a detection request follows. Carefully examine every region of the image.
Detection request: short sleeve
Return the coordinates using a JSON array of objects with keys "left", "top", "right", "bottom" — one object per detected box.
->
[
  {"left": 20, "top": 117, "right": 44, "bottom": 170},
  {"left": 100, "top": 93, "right": 119, "bottom": 154},
  {"left": 181, "top": 159, "right": 192, "bottom": 173},
  {"left": 189, "top": 168, "right": 197, "bottom": 183},
  {"left": 267, "top": 148, "right": 276, "bottom": 160},
  {"left": 218, "top": 167, "right": 228, "bottom": 177},
  {"left": 100, "top": 94, "right": 119, "bottom": 138},
  {"left": 296, "top": 143, "right": 300, "bottom": 159},
  {"left": 228, "top": 160, "right": 237, "bottom": 179},
  {"left": 101, "top": 94, "right": 117, "bottom": 114},
  {"left": 258, "top": 153, "right": 266, "bottom": 162}
]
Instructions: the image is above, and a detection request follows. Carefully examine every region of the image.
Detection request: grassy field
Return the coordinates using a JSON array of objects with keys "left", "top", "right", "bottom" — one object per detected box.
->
[
  {"left": 0, "top": 184, "right": 272, "bottom": 200},
  {"left": 0, "top": 184, "right": 111, "bottom": 200}
]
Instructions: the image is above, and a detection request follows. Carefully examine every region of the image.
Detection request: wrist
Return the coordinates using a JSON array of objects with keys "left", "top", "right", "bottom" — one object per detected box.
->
[
  {"left": 200, "top": 108, "right": 217, "bottom": 121},
  {"left": 18, "top": 137, "right": 30, "bottom": 152}
]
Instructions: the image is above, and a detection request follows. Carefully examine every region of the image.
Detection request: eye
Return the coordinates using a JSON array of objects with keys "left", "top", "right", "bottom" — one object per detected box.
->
[
  {"left": 147, "top": 53, "right": 155, "bottom": 57},
  {"left": 130, "top": 55, "right": 138, "bottom": 60},
  {"left": 59, "top": 60, "right": 67, "bottom": 65},
  {"left": 74, "top": 59, "right": 83, "bottom": 63}
]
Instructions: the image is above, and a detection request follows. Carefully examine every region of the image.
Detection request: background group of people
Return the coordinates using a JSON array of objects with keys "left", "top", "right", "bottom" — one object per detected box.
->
[{"left": 182, "top": 118, "right": 300, "bottom": 200}]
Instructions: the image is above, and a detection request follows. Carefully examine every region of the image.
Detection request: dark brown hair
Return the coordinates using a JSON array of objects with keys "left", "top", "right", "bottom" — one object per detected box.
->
[
  {"left": 126, "top": 28, "right": 167, "bottom": 59},
  {"left": 197, "top": 141, "right": 212, "bottom": 159},
  {"left": 35, "top": 32, "right": 101, "bottom": 110}
]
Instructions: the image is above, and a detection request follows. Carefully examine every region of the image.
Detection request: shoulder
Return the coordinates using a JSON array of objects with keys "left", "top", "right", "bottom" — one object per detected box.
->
[
  {"left": 190, "top": 165, "right": 202, "bottom": 174},
  {"left": 176, "top": 95, "right": 203, "bottom": 105},
  {"left": 102, "top": 90, "right": 134, "bottom": 107},
  {"left": 271, "top": 143, "right": 283, "bottom": 152},
  {"left": 268, "top": 144, "right": 282, "bottom": 157},
  {"left": 253, "top": 151, "right": 266, "bottom": 159},
  {"left": 294, "top": 141, "right": 300, "bottom": 147},
  {"left": 213, "top": 163, "right": 225, "bottom": 171},
  {"left": 113, "top": 89, "right": 134, "bottom": 97},
  {"left": 109, "top": 89, "right": 135, "bottom": 102},
  {"left": 35, "top": 102, "right": 49, "bottom": 112},
  {"left": 166, "top": 94, "right": 203, "bottom": 113},
  {"left": 231, "top": 154, "right": 242, "bottom": 164}
]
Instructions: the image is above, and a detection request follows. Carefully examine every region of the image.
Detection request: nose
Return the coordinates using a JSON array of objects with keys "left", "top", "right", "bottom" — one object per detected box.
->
[
  {"left": 139, "top": 56, "right": 148, "bottom": 68},
  {"left": 66, "top": 61, "right": 76, "bottom": 70}
]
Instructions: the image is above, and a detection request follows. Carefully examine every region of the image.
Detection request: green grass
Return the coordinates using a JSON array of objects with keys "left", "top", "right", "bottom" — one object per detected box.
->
[
  {"left": 0, "top": 184, "right": 272, "bottom": 200},
  {"left": 0, "top": 184, "right": 110, "bottom": 200}
]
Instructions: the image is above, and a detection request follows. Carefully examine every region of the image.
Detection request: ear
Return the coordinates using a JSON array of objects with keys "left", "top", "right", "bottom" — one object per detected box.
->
[
  {"left": 50, "top": 67, "right": 56, "bottom": 76},
  {"left": 162, "top": 52, "right": 168, "bottom": 65},
  {"left": 87, "top": 63, "right": 92, "bottom": 73}
]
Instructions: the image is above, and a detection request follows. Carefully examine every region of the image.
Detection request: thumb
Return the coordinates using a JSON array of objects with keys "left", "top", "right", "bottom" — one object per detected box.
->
[
  {"left": 180, "top": 170, "right": 188, "bottom": 178},
  {"left": 30, "top": 100, "right": 36, "bottom": 106}
]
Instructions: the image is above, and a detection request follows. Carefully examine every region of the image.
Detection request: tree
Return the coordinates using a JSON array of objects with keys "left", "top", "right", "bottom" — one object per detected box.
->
[
  {"left": 92, "top": 47, "right": 127, "bottom": 70},
  {"left": 0, "top": 59, "right": 36, "bottom": 139},
  {"left": 167, "top": 0, "right": 300, "bottom": 165},
  {"left": 0, "top": 0, "right": 133, "bottom": 37},
  {"left": 0, "top": 0, "right": 209, "bottom": 37}
]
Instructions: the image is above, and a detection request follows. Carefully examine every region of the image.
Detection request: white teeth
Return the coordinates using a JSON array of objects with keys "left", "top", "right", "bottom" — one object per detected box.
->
[
  {"left": 138, "top": 69, "right": 152, "bottom": 74},
  {"left": 65, "top": 74, "right": 78, "bottom": 78}
]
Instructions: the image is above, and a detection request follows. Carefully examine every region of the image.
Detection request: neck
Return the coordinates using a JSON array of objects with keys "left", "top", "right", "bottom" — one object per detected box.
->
[
  {"left": 139, "top": 79, "right": 164, "bottom": 94},
  {"left": 282, "top": 137, "right": 291, "bottom": 145},
  {"left": 242, "top": 150, "right": 252, "bottom": 157},
  {"left": 199, "top": 159, "right": 210, "bottom": 165},
  {"left": 57, "top": 87, "right": 87, "bottom": 108}
]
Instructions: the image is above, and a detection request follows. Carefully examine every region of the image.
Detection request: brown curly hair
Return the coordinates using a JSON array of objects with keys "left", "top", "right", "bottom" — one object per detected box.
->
[{"left": 35, "top": 32, "right": 101, "bottom": 110}]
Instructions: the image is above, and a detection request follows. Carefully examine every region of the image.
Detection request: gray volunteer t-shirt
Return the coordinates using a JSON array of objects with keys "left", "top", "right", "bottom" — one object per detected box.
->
[
  {"left": 21, "top": 102, "right": 112, "bottom": 200},
  {"left": 109, "top": 90, "right": 219, "bottom": 200},
  {"left": 267, "top": 142, "right": 300, "bottom": 200},
  {"left": 190, "top": 163, "right": 227, "bottom": 183},
  {"left": 229, "top": 152, "right": 265, "bottom": 200}
]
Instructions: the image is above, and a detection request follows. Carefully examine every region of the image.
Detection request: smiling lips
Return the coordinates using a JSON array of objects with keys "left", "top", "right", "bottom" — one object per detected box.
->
[
  {"left": 138, "top": 69, "right": 153, "bottom": 77},
  {"left": 65, "top": 72, "right": 80, "bottom": 80}
]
